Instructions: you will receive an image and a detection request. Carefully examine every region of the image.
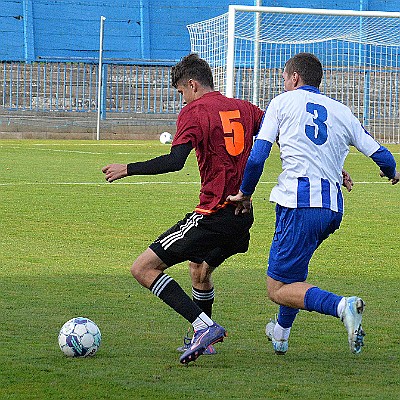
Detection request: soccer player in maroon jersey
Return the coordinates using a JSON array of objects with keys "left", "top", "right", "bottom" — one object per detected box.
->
[{"left": 102, "top": 53, "right": 264, "bottom": 364}]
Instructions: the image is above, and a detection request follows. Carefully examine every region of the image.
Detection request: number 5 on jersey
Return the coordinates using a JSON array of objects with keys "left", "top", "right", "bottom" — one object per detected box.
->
[{"left": 219, "top": 110, "right": 245, "bottom": 156}]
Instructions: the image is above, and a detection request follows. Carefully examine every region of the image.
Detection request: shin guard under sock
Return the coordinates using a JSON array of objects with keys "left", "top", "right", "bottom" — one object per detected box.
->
[
  {"left": 150, "top": 273, "right": 202, "bottom": 323},
  {"left": 304, "top": 286, "right": 343, "bottom": 317}
]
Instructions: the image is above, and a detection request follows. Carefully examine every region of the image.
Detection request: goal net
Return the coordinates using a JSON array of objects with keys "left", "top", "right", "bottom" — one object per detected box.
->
[{"left": 187, "top": 6, "right": 400, "bottom": 143}]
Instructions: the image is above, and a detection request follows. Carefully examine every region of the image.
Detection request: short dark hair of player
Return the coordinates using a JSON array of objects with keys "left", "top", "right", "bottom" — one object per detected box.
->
[
  {"left": 285, "top": 53, "right": 323, "bottom": 88},
  {"left": 171, "top": 53, "right": 214, "bottom": 90}
]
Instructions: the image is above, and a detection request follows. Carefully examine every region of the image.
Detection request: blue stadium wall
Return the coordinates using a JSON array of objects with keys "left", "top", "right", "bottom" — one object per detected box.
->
[{"left": 0, "top": 0, "right": 399, "bottom": 63}]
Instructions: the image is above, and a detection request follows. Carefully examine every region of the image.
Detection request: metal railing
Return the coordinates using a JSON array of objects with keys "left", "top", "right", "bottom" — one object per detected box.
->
[{"left": 0, "top": 61, "right": 183, "bottom": 116}]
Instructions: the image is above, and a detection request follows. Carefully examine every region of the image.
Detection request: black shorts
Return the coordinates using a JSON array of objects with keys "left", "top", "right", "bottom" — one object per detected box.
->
[{"left": 149, "top": 204, "right": 254, "bottom": 268}]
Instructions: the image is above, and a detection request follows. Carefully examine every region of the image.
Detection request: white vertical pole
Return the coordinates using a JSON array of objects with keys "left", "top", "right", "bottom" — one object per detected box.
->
[
  {"left": 96, "top": 16, "right": 106, "bottom": 141},
  {"left": 226, "top": 6, "right": 236, "bottom": 98},
  {"left": 252, "top": 0, "right": 261, "bottom": 105}
]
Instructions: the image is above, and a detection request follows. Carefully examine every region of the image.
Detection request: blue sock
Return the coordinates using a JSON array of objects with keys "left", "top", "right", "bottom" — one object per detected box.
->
[
  {"left": 277, "top": 305, "right": 299, "bottom": 328},
  {"left": 304, "top": 286, "right": 343, "bottom": 317}
]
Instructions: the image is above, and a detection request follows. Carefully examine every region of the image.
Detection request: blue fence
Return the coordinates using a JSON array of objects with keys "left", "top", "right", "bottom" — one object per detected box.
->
[{"left": 0, "top": 61, "right": 183, "bottom": 117}]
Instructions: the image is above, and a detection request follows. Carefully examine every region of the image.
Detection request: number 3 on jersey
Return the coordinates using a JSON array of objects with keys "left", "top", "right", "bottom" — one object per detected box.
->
[
  {"left": 305, "top": 102, "right": 328, "bottom": 145},
  {"left": 219, "top": 110, "right": 245, "bottom": 156}
]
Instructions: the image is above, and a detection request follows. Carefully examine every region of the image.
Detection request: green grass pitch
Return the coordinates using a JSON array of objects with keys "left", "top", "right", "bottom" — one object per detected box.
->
[{"left": 1, "top": 140, "right": 399, "bottom": 399}]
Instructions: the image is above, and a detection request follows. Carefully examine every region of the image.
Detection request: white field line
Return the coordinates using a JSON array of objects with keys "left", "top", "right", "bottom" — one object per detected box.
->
[
  {"left": 31, "top": 143, "right": 158, "bottom": 146},
  {"left": 346, "top": 152, "right": 400, "bottom": 155},
  {"left": 0, "top": 145, "right": 104, "bottom": 155},
  {"left": 0, "top": 145, "right": 157, "bottom": 155},
  {"left": 1, "top": 145, "right": 398, "bottom": 186},
  {"left": 1, "top": 146, "right": 146, "bottom": 155},
  {"left": 1, "top": 142, "right": 165, "bottom": 153},
  {"left": 30, "top": 148, "right": 104, "bottom": 155},
  {"left": 0, "top": 180, "right": 392, "bottom": 187},
  {"left": 1, "top": 144, "right": 399, "bottom": 155},
  {"left": 1, "top": 143, "right": 160, "bottom": 147},
  {"left": 26, "top": 148, "right": 134, "bottom": 155}
]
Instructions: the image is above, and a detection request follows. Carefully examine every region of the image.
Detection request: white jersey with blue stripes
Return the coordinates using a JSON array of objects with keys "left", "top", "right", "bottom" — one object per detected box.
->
[{"left": 257, "top": 86, "right": 380, "bottom": 213}]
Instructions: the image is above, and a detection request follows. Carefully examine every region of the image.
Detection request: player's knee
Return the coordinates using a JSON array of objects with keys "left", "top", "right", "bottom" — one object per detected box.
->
[
  {"left": 130, "top": 262, "right": 140, "bottom": 281},
  {"left": 130, "top": 248, "right": 156, "bottom": 283},
  {"left": 130, "top": 262, "right": 151, "bottom": 288},
  {"left": 189, "top": 261, "right": 203, "bottom": 275},
  {"left": 131, "top": 259, "right": 150, "bottom": 284},
  {"left": 190, "top": 261, "right": 212, "bottom": 285},
  {"left": 266, "top": 279, "right": 280, "bottom": 303},
  {"left": 131, "top": 251, "right": 166, "bottom": 288},
  {"left": 267, "top": 289, "right": 278, "bottom": 303}
]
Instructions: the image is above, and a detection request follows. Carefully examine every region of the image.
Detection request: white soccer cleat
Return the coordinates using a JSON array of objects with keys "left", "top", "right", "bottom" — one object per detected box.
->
[
  {"left": 340, "top": 296, "right": 366, "bottom": 354},
  {"left": 266, "top": 318, "right": 288, "bottom": 355}
]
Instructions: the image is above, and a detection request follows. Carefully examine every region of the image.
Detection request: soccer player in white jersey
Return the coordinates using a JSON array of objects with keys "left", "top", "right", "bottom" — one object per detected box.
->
[{"left": 228, "top": 52, "right": 399, "bottom": 355}]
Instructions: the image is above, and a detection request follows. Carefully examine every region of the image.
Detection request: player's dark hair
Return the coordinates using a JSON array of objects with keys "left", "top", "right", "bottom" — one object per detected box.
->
[
  {"left": 171, "top": 53, "right": 214, "bottom": 89},
  {"left": 285, "top": 53, "right": 323, "bottom": 88}
]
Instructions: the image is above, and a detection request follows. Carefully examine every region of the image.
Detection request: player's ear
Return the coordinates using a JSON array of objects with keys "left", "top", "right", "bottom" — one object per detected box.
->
[
  {"left": 292, "top": 72, "right": 300, "bottom": 87},
  {"left": 188, "top": 79, "right": 198, "bottom": 92}
]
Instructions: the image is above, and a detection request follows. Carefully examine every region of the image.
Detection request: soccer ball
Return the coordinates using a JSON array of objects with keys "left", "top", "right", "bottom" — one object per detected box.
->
[
  {"left": 159, "top": 131, "right": 173, "bottom": 144},
  {"left": 58, "top": 317, "right": 101, "bottom": 357}
]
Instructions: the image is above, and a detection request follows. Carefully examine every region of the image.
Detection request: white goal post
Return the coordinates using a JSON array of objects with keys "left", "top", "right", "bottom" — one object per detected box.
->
[{"left": 187, "top": 6, "right": 400, "bottom": 143}]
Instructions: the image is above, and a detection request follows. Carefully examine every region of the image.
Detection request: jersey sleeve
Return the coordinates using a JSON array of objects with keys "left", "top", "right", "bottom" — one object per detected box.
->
[
  {"left": 370, "top": 146, "right": 397, "bottom": 179},
  {"left": 172, "top": 106, "right": 201, "bottom": 148},
  {"left": 127, "top": 142, "right": 192, "bottom": 175},
  {"left": 348, "top": 117, "right": 396, "bottom": 177},
  {"left": 348, "top": 118, "right": 380, "bottom": 156}
]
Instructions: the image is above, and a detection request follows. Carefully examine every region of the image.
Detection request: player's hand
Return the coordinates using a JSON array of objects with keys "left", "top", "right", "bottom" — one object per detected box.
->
[
  {"left": 226, "top": 191, "right": 252, "bottom": 215},
  {"left": 380, "top": 170, "right": 400, "bottom": 185},
  {"left": 342, "top": 169, "right": 353, "bottom": 192},
  {"left": 102, "top": 163, "right": 128, "bottom": 182}
]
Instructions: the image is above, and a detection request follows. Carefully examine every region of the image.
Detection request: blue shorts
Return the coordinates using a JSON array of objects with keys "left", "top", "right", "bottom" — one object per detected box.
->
[{"left": 267, "top": 205, "right": 342, "bottom": 284}]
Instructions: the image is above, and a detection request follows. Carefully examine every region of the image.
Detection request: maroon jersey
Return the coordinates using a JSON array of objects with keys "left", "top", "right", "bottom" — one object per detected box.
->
[{"left": 172, "top": 91, "right": 264, "bottom": 214}]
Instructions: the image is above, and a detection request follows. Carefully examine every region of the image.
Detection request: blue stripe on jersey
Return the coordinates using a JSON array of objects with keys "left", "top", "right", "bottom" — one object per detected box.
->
[
  {"left": 336, "top": 182, "right": 344, "bottom": 214},
  {"left": 321, "top": 178, "right": 331, "bottom": 209},
  {"left": 297, "top": 177, "right": 310, "bottom": 207},
  {"left": 298, "top": 177, "right": 341, "bottom": 211}
]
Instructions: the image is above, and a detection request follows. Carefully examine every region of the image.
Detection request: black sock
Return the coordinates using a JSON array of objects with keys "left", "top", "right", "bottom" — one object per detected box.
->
[
  {"left": 149, "top": 273, "right": 202, "bottom": 323},
  {"left": 192, "top": 287, "right": 215, "bottom": 318}
]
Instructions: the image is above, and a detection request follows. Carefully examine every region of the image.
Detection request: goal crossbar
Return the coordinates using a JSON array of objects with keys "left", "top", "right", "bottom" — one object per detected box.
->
[
  {"left": 228, "top": 5, "right": 400, "bottom": 19},
  {"left": 226, "top": 6, "right": 400, "bottom": 98}
]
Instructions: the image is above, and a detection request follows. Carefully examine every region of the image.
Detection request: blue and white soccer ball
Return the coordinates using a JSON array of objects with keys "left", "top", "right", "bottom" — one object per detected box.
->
[
  {"left": 159, "top": 131, "right": 173, "bottom": 144},
  {"left": 58, "top": 317, "right": 101, "bottom": 357}
]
